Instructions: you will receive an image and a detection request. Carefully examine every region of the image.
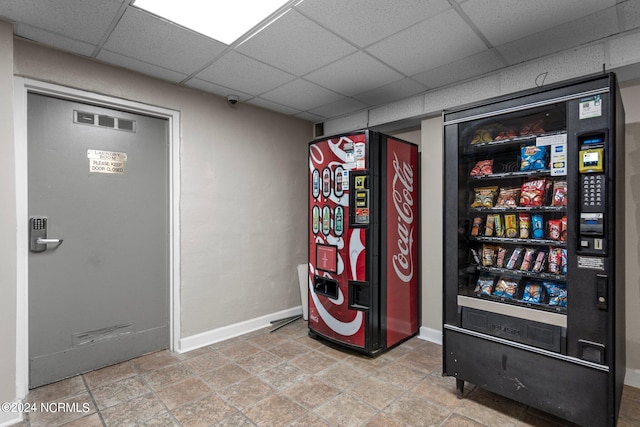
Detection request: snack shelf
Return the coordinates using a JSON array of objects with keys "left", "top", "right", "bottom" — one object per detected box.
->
[
  {"left": 467, "top": 130, "right": 567, "bottom": 151},
  {"left": 469, "top": 169, "right": 551, "bottom": 181},
  {"left": 470, "top": 236, "right": 566, "bottom": 248},
  {"left": 475, "top": 265, "right": 566, "bottom": 282},
  {"left": 470, "top": 206, "right": 566, "bottom": 213}
]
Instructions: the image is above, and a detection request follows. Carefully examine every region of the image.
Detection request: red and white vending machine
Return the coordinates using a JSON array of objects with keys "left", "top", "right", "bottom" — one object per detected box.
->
[{"left": 307, "top": 130, "right": 419, "bottom": 356}]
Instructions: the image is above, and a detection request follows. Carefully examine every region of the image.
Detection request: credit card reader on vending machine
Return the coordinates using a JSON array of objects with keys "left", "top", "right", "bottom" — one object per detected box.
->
[{"left": 578, "top": 132, "right": 606, "bottom": 255}]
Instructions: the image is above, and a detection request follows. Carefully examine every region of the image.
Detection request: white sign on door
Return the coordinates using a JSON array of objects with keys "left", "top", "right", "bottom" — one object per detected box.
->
[{"left": 87, "top": 149, "right": 127, "bottom": 174}]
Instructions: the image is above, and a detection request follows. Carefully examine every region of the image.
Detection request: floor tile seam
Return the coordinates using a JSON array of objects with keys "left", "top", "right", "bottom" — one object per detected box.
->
[
  {"left": 82, "top": 360, "right": 138, "bottom": 391},
  {"left": 79, "top": 374, "right": 107, "bottom": 427},
  {"left": 140, "top": 359, "right": 203, "bottom": 392},
  {"left": 209, "top": 375, "right": 279, "bottom": 415},
  {"left": 309, "top": 391, "right": 382, "bottom": 427},
  {"left": 132, "top": 367, "right": 187, "bottom": 426},
  {"left": 241, "top": 391, "right": 310, "bottom": 426}
]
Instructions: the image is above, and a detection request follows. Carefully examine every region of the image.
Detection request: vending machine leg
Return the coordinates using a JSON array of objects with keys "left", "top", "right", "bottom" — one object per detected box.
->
[{"left": 456, "top": 379, "right": 465, "bottom": 399}]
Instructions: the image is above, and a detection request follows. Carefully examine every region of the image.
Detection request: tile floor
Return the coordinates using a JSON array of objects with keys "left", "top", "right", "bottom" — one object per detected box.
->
[{"left": 16, "top": 320, "right": 640, "bottom": 427}]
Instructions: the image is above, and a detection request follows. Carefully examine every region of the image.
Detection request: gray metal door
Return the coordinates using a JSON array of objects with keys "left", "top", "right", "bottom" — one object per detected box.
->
[{"left": 28, "top": 93, "right": 169, "bottom": 388}]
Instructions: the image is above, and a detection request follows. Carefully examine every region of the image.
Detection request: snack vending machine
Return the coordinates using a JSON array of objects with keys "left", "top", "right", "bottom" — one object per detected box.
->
[
  {"left": 443, "top": 73, "right": 625, "bottom": 426},
  {"left": 308, "top": 130, "right": 419, "bottom": 356}
]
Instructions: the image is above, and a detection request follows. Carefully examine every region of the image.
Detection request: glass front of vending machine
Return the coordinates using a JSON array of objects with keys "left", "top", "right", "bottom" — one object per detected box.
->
[{"left": 442, "top": 73, "right": 625, "bottom": 426}]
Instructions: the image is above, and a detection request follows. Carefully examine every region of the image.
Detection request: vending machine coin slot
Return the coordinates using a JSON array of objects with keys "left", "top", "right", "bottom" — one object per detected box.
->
[{"left": 596, "top": 274, "right": 608, "bottom": 310}]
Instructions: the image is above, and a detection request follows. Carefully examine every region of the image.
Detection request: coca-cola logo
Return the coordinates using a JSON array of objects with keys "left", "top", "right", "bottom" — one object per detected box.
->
[{"left": 391, "top": 152, "right": 415, "bottom": 283}]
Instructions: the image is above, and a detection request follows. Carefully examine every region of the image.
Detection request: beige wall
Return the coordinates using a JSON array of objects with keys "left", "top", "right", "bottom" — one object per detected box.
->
[
  {"left": 0, "top": 19, "right": 17, "bottom": 411},
  {"left": 11, "top": 38, "right": 312, "bottom": 339},
  {"left": 620, "top": 82, "right": 640, "bottom": 375}
]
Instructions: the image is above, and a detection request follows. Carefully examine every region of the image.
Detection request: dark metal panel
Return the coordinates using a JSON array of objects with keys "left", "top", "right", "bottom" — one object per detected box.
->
[{"left": 444, "top": 329, "right": 614, "bottom": 427}]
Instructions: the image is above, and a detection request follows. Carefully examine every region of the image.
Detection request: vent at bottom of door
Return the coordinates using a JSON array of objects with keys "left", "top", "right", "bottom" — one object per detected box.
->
[{"left": 72, "top": 323, "right": 134, "bottom": 347}]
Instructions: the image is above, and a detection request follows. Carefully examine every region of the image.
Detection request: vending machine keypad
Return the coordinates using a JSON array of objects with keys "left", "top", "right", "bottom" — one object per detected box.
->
[{"left": 581, "top": 174, "right": 604, "bottom": 208}]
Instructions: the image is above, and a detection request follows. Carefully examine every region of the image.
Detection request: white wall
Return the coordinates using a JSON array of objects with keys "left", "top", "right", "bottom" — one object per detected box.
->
[
  {"left": 620, "top": 82, "right": 640, "bottom": 383},
  {"left": 0, "top": 19, "right": 17, "bottom": 425}
]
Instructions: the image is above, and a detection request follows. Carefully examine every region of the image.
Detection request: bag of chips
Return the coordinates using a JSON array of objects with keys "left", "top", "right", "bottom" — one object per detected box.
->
[
  {"left": 548, "top": 248, "right": 563, "bottom": 274},
  {"left": 494, "top": 214, "right": 504, "bottom": 237},
  {"left": 506, "top": 247, "right": 524, "bottom": 269},
  {"left": 520, "top": 179, "right": 547, "bottom": 207},
  {"left": 548, "top": 219, "right": 562, "bottom": 240},
  {"left": 543, "top": 282, "right": 567, "bottom": 307},
  {"left": 496, "top": 247, "right": 508, "bottom": 268},
  {"left": 532, "top": 214, "right": 545, "bottom": 239},
  {"left": 520, "top": 145, "right": 547, "bottom": 171},
  {"left": 552, "top": 181, "right": 567, "bottom": 206},
  {"left": 519, "top": 213, "right": 531, "bottom": 239},
  {"left": 493, "top": 277, "right": 519, "bottom": 299},
  {"left": 485, "top": 215, "right": 495, "bottom": 236},
  {"left": 475, "top": 274, "right": 495, "bottom": 295},
  {"left": 471, "top": 186, "right": 498, "bottom": 208},
  {"left": 521, "top": 282, "right": 542, "bottom": 304},
  {"left": 520, "top": 248, "right": 536, "bottom": 271},
  {"left": 532, "top": 250, "right": 547, "bottom": 273},
  {"left": 470, "top": 159, "right": 494, "bottom": 176},
  {"left": 505, "top": 214, "right": 518, "bottom": 238},
  {"left": 482, "top": 244, "right": 498, "bottom": 267},
  {"left": 471, "top": 216, "right": 482, "bottom": 236},
  {"left": 495, "top": 187, "right": 520, "bottom": 208}
]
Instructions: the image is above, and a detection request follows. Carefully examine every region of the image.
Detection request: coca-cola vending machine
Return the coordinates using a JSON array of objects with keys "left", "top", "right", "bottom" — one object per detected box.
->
[{"left": 307, "top": 130, "right": 419, "bottom": 356}]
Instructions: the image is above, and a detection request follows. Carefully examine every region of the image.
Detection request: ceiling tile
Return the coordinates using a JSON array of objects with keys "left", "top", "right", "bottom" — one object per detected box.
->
[
  {"left": 497, "top": 7, "right": 619, "bottom": 65},
  {"left": 15, "top": 23, "right": 96, "bottom": 56},
  {"left": 247, "top": 98, "right": 303, "bottom": 116},
  {"left": 0, "top": 0, "right": 122, "bottom": 44},
  {"left": 96, "top": 49, "right": 188, "bottom": 83},
  {"left": 353, "top": 78, "right": 427, "bottom": 106},
  {"left": 185, "top": 78, "right": 252, "bottom": 99},
  {"left": 296, "top": 0, "right": 451, "bottom": 47},
  {"left": 294, "top": 111, "right": 325, "bottom": 123},
  {"left": 619, "top": 0, "right": 640, "bottom": 32},
  {"left": 103, "top": 7, "right": 226, "bottom": 75},
  {"left": 366, "top": 8, "right": 486, "bottom": 76},
  {"left": 236, "top": 9, "right": 357, "bottom": 76},
  {"left": 305, "top": 52, "right": 403, "bottom": 96},
  {"left": 260, "top": 79, "right": 344, "bottom": 111},
  {"left": 195, "top": 51, "right": 296, "bottom": 96},
  {"left": 309, "top": 97, "right": 369, "bottom": 118},
  {"left": 461, "top": 0, "right": 616, "bottom": 46},
  {"left": 412, "top": 49, "right": 503, "bottom": 89}
]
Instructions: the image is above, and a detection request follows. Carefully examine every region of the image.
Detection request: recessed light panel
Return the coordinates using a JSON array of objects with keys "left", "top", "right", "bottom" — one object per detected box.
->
[{"left": 134, "top": 0, "right": 290, "bottom": 45}]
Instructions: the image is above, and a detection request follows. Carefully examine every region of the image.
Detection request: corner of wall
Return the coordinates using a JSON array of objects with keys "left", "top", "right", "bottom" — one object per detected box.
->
[{"left": 0, "top": 18, "right": 18, "bottom": 411}]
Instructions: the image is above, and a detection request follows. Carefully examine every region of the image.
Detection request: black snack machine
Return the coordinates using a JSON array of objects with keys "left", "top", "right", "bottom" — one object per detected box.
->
[{"left": 442, "top": 73, "right": 625, "bottom": 426}]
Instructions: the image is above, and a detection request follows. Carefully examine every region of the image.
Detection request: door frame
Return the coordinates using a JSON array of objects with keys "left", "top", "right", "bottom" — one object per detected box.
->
[{"left": 13, "top": 77, "right": 181, "bottom": 398}]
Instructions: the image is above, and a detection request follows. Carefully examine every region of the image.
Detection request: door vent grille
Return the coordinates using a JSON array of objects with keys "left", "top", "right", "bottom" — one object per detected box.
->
[
  {"left": 72, "top": 323, "right": 134, "bottom": 347},
  {"left": 74, "top": 110, "right": 136, "bottom": 132}
]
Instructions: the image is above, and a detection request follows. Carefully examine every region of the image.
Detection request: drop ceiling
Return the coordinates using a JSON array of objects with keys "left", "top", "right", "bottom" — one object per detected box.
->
[{"left": 1, "top": 0, "right": 639, "bottom": 123}]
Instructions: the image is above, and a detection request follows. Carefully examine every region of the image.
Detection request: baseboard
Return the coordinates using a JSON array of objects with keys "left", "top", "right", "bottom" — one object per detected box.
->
[
  {"left": 0, "top": 409, "right": 23, "bottom": 427},
  {"left": 178, "top": 306, "right": 303, "bottom": 353},
  {"left": 418, "top": 326, "right": 442, "bottom": 345}
]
